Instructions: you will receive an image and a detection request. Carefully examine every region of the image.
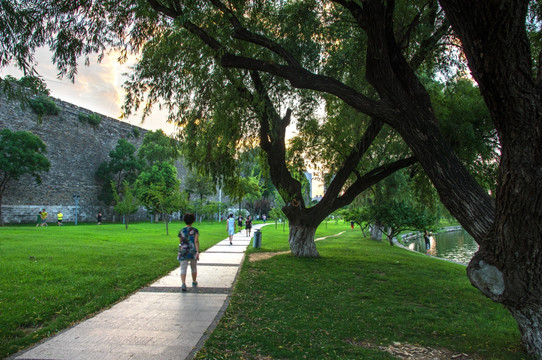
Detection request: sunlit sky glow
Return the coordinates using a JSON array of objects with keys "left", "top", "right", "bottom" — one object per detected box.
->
[{"left": 1, "top": 48, "right": 177, "bottom": 135}]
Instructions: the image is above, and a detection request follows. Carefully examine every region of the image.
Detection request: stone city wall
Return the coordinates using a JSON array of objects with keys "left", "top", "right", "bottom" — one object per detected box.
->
[{"left": 0, "top": 92, "right": 188, "bottom": 224}]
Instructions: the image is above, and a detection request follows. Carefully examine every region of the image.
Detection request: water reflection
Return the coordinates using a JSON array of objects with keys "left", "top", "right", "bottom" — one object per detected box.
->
[{"left": 399, "top": 229, "right": 479, "bottom": 264}]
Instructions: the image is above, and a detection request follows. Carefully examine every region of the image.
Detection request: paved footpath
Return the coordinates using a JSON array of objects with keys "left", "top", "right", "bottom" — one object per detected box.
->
[{"left": 10, "top": 224, "right": 266, "bottom": 360}]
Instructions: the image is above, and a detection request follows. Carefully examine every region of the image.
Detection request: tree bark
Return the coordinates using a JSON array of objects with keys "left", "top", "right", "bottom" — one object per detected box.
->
[
  {"left": 288, "top": 223, "right": 318, "bottom": 257},
  {"left": 370, "top": 224, "right": 383, "bottom": 242},
  {"left": 281, "top": 202, "right": 325, "bottom": 257},
  {"left": 437, "top": 1, "right": 542, "bottom": 357}
]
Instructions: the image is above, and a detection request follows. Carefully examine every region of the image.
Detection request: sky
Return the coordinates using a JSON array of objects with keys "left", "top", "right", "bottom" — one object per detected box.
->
[{"left": 1, "top": 48, "right": 177, "bottom": 135}]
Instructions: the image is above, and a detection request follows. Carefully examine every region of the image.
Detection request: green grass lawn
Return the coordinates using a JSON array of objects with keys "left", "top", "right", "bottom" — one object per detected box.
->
[
  {"left": 0, "top": 220, "right": 227, "bottom": 358},
  {"left": 1, "top": 220, "right": 528, "bottom": 359},
  {"left": 201, "top": 222, "right": 527, "bottom": 359}
]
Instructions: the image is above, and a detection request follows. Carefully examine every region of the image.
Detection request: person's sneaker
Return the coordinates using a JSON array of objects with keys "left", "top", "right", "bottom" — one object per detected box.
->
[
  {"left": 192, "top": 281, "right": 198, "bottom": 287},
  {"left": 181, "top": 283, "right": 187, "bottom": 292}
]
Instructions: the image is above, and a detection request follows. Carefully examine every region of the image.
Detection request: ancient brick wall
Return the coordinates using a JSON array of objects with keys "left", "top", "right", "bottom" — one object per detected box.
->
[{"left": 0, "top": 93, "right": 155, "bottom": 224}]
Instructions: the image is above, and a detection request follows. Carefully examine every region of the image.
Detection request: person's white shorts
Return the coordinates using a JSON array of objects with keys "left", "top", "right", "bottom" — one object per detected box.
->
[
  {"left": 179, "top": 258, "right": 197, "bottom": 275},
  {"left": 228, "top": 229, "right": 235, "bottom": 236}
]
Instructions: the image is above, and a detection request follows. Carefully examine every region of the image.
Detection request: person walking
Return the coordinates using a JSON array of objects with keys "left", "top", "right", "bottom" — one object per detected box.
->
[
  {"left": 237, "top": 215, "right": 243, "bottom": 230},
  {"left": 96, "top": 212, "right": 102, "bottom": 225},
  {"left": 245, "top": 215, "right": 253, "bottom": 237},
  {"left": 177, "top": 213, "right": 200, "bottom": 292},
  {"left": 227, "top": 213, "right": 236, "bottom": 245},
  {"left": 57, "top": 211, "right": 63, "bottom": 226},
  {"left": 36, "top": 210, "right": 42, "bottom": 227},
  {"left": 40, "top": 209, "right": 48, "bottom": 227},
  {"left": 424, "top": 231, "right": 431, "bottom": 254}
]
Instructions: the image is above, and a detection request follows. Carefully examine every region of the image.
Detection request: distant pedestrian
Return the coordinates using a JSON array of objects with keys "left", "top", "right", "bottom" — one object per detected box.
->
[
  {"left": 57, "top": 211, "right": 63, "bottom": 226},
  {"left": 424, "top": 231, "right": 431, "bottom": 252},
  {"left": 262, "top": 214, "right": 267, "bottom": 223},
  {"left": 97, "top": 212, "right": 102, "bottom": 225},
  {"left": 245, "top": 215, "right": 253, "bottom": 237},
  {"left": 237, "top": 215, "right": 243, "bottom": 230},
  {"left": 227, "top": 214, "right": 236, "bottom": 245},
  {"left": 177, "top": 213, "right": 200, "bottom": 292},
  {"left": 36, "top": 210, "right": 42, "bottom": 227},
  {"left": 350, "top": 220, "right": 355, "bottom": 230},
  {"left": 40, "top": 209, "right": 48, "bottom": 227}
]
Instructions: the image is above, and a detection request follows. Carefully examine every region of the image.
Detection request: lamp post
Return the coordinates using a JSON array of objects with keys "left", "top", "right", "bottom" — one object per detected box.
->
[
  {"left": 218, "top": 187, "right": 222, "bottom": 222},
  {"left": 73, "top": 194, "right": 80, "bottom": 225}
]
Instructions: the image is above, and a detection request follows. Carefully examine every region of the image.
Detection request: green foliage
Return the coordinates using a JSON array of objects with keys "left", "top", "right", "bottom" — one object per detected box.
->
[
  {"left": 427, "top": 78, "right": 498, "bottom": 193},
  {"left": 0, "top": 129, "right": 50, "bottom": 224},
  {"left": 1, "top": 75, "right": 50, "bottom": 99},
  {"left": 131, "top": 128, "right": 141, "bottom": 138},
  {"left": 95, "top": 139, "right": 143, "bottom": 206},
  {"left": 184, "top": 172, "right": 216, "bottom": 201},
  {"left": 342, "top": 207, "right": 369, "bottom": 230},
  {"left": 78, "top": 112, "right": 102, "bottom": 126},
  {"left": 0, "top": 129, "right": 50, "bottom": 188},
  {"left": 135, "top": 162, "right": 181, "bottom": 215},
  {"left": 363, "top": 201, "right": 435, "bottom": 244},
  {"left": 269, "top": 207, "right": 285, "bottom": 222},
  {"left": 111, "top": 181, "right": 140, "bottom": 229},
  {"left": 29, "top": 95, "right": 60, "bottom": 122},
  {"left": 201, "top": 201, "right": 220, "bottom": 222},
  {"left": 137, "top": 130, "right": 179, "bottom": 166}
]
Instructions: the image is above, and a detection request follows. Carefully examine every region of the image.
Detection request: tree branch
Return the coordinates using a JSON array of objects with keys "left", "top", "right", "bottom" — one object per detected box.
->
[
  {"left": 335, "top": 156, "right": 418, "bottom": 208},
  {"left": 322, "top": 118, "right": 383, "bottom": 201},
  {"left": 207, "top": 0, "right": 301, "bottom": 67},
  {"left": 221, "top": 54, "right": 394, "bottom": 120},
  {"left": 146, "top": 0, "right": 223, "bottom": 51},
  {"left": 409, "top": 16, "right": 451, "bottom": 71},
  {"left": 250, "top": 71, "right": 303, "bottom": 202}
]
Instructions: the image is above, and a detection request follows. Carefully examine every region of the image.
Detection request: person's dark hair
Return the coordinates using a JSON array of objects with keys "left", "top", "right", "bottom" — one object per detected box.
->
[
  {"left": 183, "top": 213, "right": 196, "bottom": 225},
  {"left": 229, "top": 213, "right": 233, "bottom": 218}
]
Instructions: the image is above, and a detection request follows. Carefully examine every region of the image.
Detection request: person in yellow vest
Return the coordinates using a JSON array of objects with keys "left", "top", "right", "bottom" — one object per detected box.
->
[
  {"left": 40, "top": 209, "right": 48, "bottom": 227},
  {"left": 57, "top": 211, "right": 63, "bottom": 226}
]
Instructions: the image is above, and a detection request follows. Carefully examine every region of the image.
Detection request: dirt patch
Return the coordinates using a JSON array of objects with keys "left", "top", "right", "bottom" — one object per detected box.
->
[
  {"left": 315, "top": 231, "right": 345, "bottom": 241},
  {"left": 349, "top": 340, "right": 480, "bottom": 360},
  {"left": 248, "top": 251, "right": 290, "bottom": 262},
  {"left": 249, "top": 232, "right": 347, "bottom": 262},
  {"left": 248, "top": 231, "right": 344, "bottom": 261}
]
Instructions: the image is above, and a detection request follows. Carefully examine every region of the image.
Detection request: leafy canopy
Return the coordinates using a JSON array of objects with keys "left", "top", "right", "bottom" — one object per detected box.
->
[{"left": 0, "top": 129, "right": 50, "bottom": 191}]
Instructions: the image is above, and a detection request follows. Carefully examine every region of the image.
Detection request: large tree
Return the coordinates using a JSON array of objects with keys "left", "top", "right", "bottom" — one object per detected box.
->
[
  {"left": 2, "top": 0, "right": 542, "bottom": 356},
  {"left": 95, "top": 139, "right": 143, "bottom": 206}
]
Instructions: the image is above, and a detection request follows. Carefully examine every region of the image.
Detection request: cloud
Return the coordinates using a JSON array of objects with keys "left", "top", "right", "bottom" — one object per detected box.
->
[{"left": 1, "top": 47, "right": 177, "bottom": 135}]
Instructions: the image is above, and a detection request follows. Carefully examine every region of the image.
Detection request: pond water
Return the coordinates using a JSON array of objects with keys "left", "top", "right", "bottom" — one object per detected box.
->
[{"left": 398, "top": 229, "right": 479, "bottom": 264}]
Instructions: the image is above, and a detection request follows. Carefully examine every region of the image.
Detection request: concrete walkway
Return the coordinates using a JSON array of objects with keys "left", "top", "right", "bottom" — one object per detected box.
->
[{"left": 11, "top": 224, "right": 265, "bottom": 360}]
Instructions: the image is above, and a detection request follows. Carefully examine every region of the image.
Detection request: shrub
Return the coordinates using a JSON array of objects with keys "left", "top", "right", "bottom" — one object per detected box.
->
[
  {"left": 29, "top": 95, "right": 60, "bottom": 122},
  {"left": 78, "top": 112, "right": 102, "bottom": 126}
]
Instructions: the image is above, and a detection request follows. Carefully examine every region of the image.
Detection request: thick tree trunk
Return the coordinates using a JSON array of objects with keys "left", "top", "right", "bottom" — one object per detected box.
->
[
  {"left": 508, "top": 306, "right": 542, "bottom": 358},
  {"left": 437, "top": 1, "right": 542, "bottom": 357},
  {"left": 288, "top": 224, "right": 318, "bottom": 257},
  {"left": 370, "top": 224, "right": 383, "bottom": 242}
]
